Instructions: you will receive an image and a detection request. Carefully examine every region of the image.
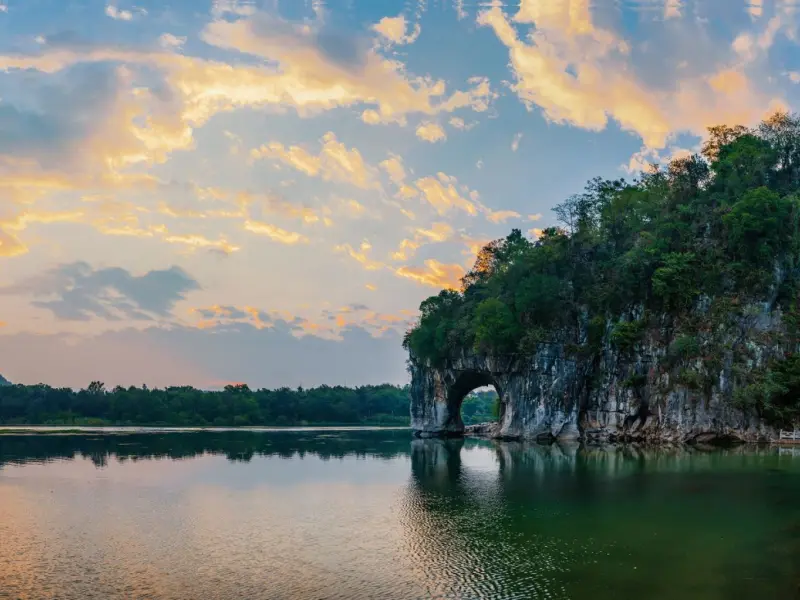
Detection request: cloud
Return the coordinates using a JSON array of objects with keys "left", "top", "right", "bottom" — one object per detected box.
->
[
  {"left": 387, "top": 168, "right": 517, "bottom": 223},
  {"left": 415, "top": 121, "right": 447, "bottom": 143},
  {"left": 395, "top": 259, "right": 465, "bottom": 289},
  {"left": 486, "top": 210, "right": 521, "bottom": 223},
  {"left": 379, "top": 155, "right": 407, "bottom": 185},
  {"left": 391, "top": 222, "right": 454, "bottom": 260},
  {"left": 0, "top": 208, "right": 86, "bottom": 256},
  {"left": 0, "top": 10, "right": 494, "bottom": 235},
  {"left": 251, "top": 132, "right": 377, "bottom": 189},
  {"left": 335, "top": 198, "right": 367, "bottom": 218},
  {"left": 748, "top": 0, "right": 763, "bottom": 19},
  {"left": 448, "top": 116, "right": 476, "bottom": 130},
  {"left": 0, "top": 62, "right": 182, "bottom": 170},
  {"left": 788, "top": 71, "right": 800, "bottom": 83},
  {"left": 0, "top": 230, "right": 27, "bottom": 257},
  {"left": 211, "top": 0, "right": 256, "bottom": 18},
  {"left": 1, "top": 262, "right": 199, "bottom": 321},
  {"left": 461, "top": 236, "right": 492, "bottom": 266},
  {"left": 413, "top": 173, "right": 478, "bottom": 215},
  {"left": 372, "top": 14, "right": 421, "bottom": 45},
  {"left": 334, "top": 241, "right": 386, "bottom": 271},
  {"left": 159, "top": 33, "right": 186, "bottom": 49},
  {"left": 187, "top": 300, "right": 415, "bottom": 344},
  {"left": 243, "top": 219, "right": 309, "bottom": 244},
  {"left": 528, "top": 213, "right": 543, "bottom": 221},
  {"left": 188, "top": 301, "right": 414, "bottom": 341},
  {"left": 664, "top": 0, "right": 683, "bottom": 19},
  {"left": 0, "top": 4, "right": 7, "bottom": 13},
  {"left": 161, "top": 232, "right": 241, "bottom": 255},
  {"left": 624, "top": 144, "right": 695, "bottom": 174},
  {"left": 1, "top": 209, "right": 85, "bottom": 230},
  {"left": 192, "top": 304, "right": 250, "bottom": 321},
  {"left": 511, "top": 132, "right": 523, "bottom": 152},
  {"left": 478, "top": 1, "right": 785, "bottom": 150},
  {"left": 200, "top": 12, "right": 494, "bottom": 126},
  {"left": 105, "top": 5, "right": 133, "bottom": 21}
]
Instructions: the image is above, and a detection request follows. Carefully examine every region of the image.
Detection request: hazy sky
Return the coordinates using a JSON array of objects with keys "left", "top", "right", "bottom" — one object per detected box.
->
[{"left": 0, "top": 0, "right": 795, "bottom": 389}]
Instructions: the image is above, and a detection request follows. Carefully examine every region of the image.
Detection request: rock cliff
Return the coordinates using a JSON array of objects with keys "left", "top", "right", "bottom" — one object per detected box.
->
[{"left": 409, "top": 308, "right": 781, "bottom": 444}]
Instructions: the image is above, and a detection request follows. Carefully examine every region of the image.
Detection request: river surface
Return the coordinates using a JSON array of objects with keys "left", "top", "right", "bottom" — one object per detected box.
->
[{"left": 0, "top": 429, "right": 798, "bottom": 600}]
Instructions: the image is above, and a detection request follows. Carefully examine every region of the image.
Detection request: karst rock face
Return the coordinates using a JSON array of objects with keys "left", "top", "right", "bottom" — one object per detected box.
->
[{"left": 408, "top": 333, "right": 778, "bottom": 444}]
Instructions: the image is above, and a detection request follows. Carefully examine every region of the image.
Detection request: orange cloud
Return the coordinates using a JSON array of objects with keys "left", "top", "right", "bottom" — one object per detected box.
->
[
  {"left": 664, "top": 0, "right": 683, "bottom": 19},
  {"left": 478, "top": 1, "right": 784, "bottom": 150},
  {"left": 415, "top": 121, "right": 447, "bottom": 143},
  {"left": 461, "top": 236, "right": 493, "bottom": 263},
  {"left": 391, "top": 222, "right": 455, "bottom": 260},
  {"left": 414, "top": 174, "right": 478, "bottom": 216},
  {"left": 1, "top": 210, "right": 85, "bottom": 231},
  {"left": 243, "top": 220, "right": 309, "bottom": 244},
  {"left": 162, "top": 232, "right": 241, "bottom": 254},
  {"left": 334, "top": 242, "right": 386, "bottom": 271},
  {"left": 200, "top": 12, "right": 494, "bottom": 126},
  {"left": 379, "top": 155, "right": 407, "bottom": 185},
  {"left": 251, "top": 132, "right": 377, "bottom": 189},
  {"left": 0, "top": 10, "right": 496, "bottom": 247},
  {"left": 0, "top": 230, "right": 27, "bottom": 257},
  {"left": 395, "top": 259, "right": 465, "bottom": 289},
  {"left": 486, "top": 209, "right": 521, "bottom": 223},
  {"left": 529, "top": 227, "right": 544, "bottom": 239}
]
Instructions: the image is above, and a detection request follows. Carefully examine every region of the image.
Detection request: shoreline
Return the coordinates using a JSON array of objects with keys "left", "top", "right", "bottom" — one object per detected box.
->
[{"left": 0, "top": 425, "right": 412, "bottom": 435}]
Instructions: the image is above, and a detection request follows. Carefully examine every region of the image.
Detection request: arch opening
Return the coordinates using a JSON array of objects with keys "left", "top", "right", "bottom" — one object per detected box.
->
[{"left": 448, "top": 371, "right": 503, "bottom": 433}]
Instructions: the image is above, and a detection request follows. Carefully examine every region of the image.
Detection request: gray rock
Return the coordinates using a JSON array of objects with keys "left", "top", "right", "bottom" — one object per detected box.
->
[{"left": 409, "top": 311, "right": 780, "bottom": 444}]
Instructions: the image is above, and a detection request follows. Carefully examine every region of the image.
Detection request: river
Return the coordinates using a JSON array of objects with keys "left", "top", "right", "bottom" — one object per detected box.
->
[{"left": 0, "top": 429, "right": 798, "bottom": 599}]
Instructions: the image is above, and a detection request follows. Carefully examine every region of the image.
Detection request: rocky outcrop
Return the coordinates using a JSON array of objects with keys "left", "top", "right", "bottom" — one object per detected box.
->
[
  {"left": 409, "top": 311, "right": 781, "bottom": 444},
  {"left": 411, "top": 348, "right": 583, "bottom": 441}
]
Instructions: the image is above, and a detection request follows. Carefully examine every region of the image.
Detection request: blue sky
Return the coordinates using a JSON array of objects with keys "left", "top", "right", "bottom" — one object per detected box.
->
[{"left": 0, "top": 0, "right": 797, "bottom": 388}]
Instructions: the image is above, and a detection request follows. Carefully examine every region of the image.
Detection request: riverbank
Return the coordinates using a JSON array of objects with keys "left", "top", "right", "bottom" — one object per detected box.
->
[
  {"left": 459, "top": 421, "right": 792, "bottom": 446},
  {"left": 0, "top": 425, "right": 411, "bottom": 435}
]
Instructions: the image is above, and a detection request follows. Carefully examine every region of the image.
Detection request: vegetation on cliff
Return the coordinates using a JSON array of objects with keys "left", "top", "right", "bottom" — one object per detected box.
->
[
  {"left": 0, "top": 382, "right": 497, "bottom": 427},
  {"left": 404, "top": 112, "right": 800, "bottom": 427}
]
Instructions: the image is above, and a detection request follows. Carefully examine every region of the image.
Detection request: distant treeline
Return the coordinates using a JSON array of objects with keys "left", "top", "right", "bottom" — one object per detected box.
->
[{"left": 0, "top": 382, "right": 497, "bottom": 427}]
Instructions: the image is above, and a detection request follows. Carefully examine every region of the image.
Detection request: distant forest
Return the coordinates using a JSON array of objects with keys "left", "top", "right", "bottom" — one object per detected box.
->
[{"left": 0, "top": 381, "right": 498, "bottom": 427}]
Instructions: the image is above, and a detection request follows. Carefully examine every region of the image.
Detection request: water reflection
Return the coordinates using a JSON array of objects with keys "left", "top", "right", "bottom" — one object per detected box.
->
[
  {"left": 0, "top": 429, "right": 412, "bottom": 469},
  {"left": 0, "top": 432, "right": 798, "bottom": 599},
  {"left": 404, "top": 439, "right": 800, "bottom": 600}
]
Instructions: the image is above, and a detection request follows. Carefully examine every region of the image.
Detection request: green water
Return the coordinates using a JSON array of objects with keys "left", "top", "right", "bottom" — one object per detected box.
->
[{"left": 0, "top": 430, "right": 798, "bottom": 599}]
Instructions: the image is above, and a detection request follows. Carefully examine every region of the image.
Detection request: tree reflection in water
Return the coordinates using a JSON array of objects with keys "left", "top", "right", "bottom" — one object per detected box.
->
[{"left": 402, "top": 438, "right": 800, "bottom": 600}]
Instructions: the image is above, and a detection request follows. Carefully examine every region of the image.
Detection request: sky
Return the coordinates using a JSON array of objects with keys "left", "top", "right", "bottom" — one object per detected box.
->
[{"left": 0, "top": 0, "right": 797, "bottom": 390}]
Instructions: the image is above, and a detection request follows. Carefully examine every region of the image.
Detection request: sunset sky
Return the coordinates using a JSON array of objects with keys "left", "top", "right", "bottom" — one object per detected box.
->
[{"left": 0, "top": 0, "right": 796, "bottom": 389}]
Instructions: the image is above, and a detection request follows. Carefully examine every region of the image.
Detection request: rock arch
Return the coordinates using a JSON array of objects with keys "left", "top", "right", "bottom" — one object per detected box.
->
[{"left": 409, "top": 351, "right": 582, "bottom": 441}]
